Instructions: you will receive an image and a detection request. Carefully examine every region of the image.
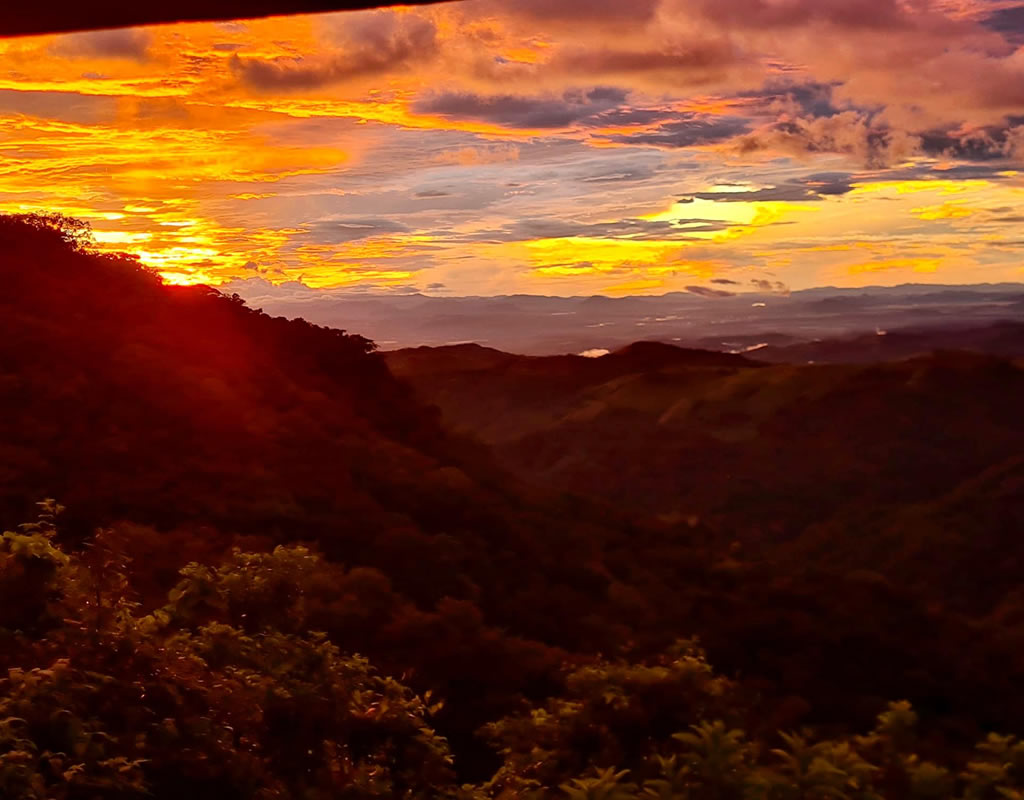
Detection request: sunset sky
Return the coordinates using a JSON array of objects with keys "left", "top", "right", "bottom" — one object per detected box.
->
[{"left": 1, "top": 0, "right": 1023, "bottom": 295}]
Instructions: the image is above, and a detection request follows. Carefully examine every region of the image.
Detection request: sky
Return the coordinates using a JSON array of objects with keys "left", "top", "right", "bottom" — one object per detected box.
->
[{"left": 0, "top": 0, "right": 1023, "bottom": 296}]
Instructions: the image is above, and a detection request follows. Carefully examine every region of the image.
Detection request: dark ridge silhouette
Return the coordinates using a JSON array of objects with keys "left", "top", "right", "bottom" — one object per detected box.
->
[
  {"left": 383, "top": 342, "right": 518, "bottom": 375},
  {"left": 388, "top": 339, "right": 753, "bottom": 379},
  {"left": 608, "top": 340, "right": 756, "bottom": 368}
]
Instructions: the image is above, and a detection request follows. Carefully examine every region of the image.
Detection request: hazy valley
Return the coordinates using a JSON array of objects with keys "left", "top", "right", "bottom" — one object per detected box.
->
[{"left": 228, "top": 277, "right": 1024, "bottom": 356}]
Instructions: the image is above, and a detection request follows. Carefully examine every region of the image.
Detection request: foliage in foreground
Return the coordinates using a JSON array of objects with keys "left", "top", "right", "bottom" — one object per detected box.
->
[
  {"left": 0, "top": 502, "right": 457, "bottom": 799},
  {"left": 4, "top": 503, "right": 1024, "bottom": 800}
]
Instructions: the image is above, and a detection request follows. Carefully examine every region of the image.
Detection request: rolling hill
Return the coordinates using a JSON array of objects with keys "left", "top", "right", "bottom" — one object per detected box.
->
[{"left": 386, "top": 341, "right": 1024, "bottom": 582}]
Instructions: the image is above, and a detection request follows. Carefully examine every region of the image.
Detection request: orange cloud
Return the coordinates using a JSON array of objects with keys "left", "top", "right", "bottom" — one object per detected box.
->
[{"left": 0, "top": 0, "right": 1022, "bottom": 294}]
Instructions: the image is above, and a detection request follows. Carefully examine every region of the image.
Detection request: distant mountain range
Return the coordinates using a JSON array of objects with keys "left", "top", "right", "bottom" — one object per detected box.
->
[
  {"left": 226, "top": 278, "right": 1024, "bottom": 355},
  {"left": 754, "top": 319, "right": 1024, "bottom": 363}
]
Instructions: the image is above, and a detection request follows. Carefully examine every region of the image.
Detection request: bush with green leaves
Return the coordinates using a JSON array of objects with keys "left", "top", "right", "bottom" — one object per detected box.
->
[
  {"left": 476, "top": 653, "right": 1024, "bottom": 800},
  {"left": 0, "top": 503, "right": 461, "bottom": 800},
  {"left": 7, "top": 503, "right": 1024, "bottom": 800}
]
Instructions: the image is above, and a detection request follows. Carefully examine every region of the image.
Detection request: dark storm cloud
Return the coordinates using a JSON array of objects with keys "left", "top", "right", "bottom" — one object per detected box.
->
[
  {"left": 300, "top": 218, "right": 412, "bottom": 244},
  {"left": 731, "top": 83, "right": 1022, "bottom": 166},
  {"left": 711, "top": 278, "right": 741, "bottom": 285},
  {"left": 866, "top": 163, "right": 1021, "bottom": 186},
  {"left": 414, "top": 189, "right": 452, "bottom": 198},
  {"left": 240, "top": 260, "right": 286, "bottom": 278},
  {"left": 930, "top": 162, "right": 1021, "bottom": 178},
  {"left": 586, "top": 108, "right": 679, "bottom": 127},
  {"left": 774, "top": 82, "right": 839, "bottom": 117},
  {"left": 586, "top": 87, "right": 630, "bottom": 103},
  {"left": 802, "top": 172, "right": 855, "bottom": 195},
  {"left": 413, "top": 87, "right": 628, "bottom": 129},
  {"left": 982, "top": 5, "right": 1024, "bottom": 41},
  {"left": 685, "top": 174, "right": 855, "bottom": 203},
  {"left": 686, "top": 285, "right": 735, "bottom": 297},
  {"left": 685, "top": 184, "right": 824, "bottom": 203},
  {"left": 739, "top": 80, "right": 841, "bottom": 118},
  {"left": 734, "top": 112, "right": 920, "bottom": 167},
  {"left": 750, "top": 279, "right": 791, "bottom": 295},
  {"left": 50, "top": 29, "right": 152, "bottom": 61},
  {"left": 919, "top": 125, "right": 1024, "bottom": 161},
  {"left": 232, "top": 13, "right": 436, "bottom": 90},
  {"left": 599, "top": 115, "right": 752, "bottom": 148}
]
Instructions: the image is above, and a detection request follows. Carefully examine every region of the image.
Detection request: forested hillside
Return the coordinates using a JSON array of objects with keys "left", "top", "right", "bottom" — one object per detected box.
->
[
  {"left": 387, "top": 343, "right": 1024, "bottom": 578},
  {"left": 4, "top": 213, "right": 1024, "bottom": 798}
]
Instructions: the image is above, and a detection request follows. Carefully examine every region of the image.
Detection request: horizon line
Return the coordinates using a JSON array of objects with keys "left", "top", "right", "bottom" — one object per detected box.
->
[{"left": 221, "top": 278, "right": 1024, "bottom": 301}]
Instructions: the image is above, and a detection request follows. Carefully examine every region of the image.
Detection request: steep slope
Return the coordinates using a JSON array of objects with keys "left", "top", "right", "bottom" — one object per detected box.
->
[
  {"left": 0, "top": 214, "right": 642, "bottom": 656},
  {"left": 2, "top": 215, "right": 444, "bottom": 540},
  {"left": 0, "top": 214, "right": 649, "bottom": 772}
]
